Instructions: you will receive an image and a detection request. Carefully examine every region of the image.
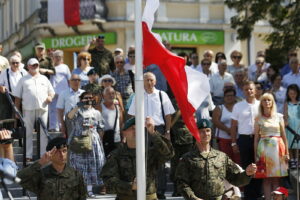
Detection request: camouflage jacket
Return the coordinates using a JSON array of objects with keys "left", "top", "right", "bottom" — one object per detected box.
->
[
  {"left": 176, "top": 147, "right": 251, "bottom": 200},
  {"left": 17, "top": 162, "right": 87, "bottom": 200},
  {"left": 81, "top": 83, "right": 102, "bottom": 94},
  {"left": 101, "top": 133, "right": 174, "bottom": 200},
  {"left": 36, "top": 56, "right": 55, "bottom": 79},
  {"left": 89, "top": 47, "right": 115, "bottom": 76}
]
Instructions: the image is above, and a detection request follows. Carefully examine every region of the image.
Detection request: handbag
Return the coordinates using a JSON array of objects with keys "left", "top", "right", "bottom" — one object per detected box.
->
[
  {"left": 70, "top": 129, "right": 93, "bottom": 154},
  {"left": 103, "top": 105, "right": 118, "bottom": 156}
]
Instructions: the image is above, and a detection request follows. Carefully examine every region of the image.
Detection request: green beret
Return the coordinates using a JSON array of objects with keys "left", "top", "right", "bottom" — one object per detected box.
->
[
  {"left": 197, "top": 119, "right": 212, "bottom": 129},
  {"left": 123, "top": 118, "right": 135, "bottom": 130}
]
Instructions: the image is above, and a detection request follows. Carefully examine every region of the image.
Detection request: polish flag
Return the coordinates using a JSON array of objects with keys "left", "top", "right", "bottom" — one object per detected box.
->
[
  {"left": 142, "top": 0, "right": 210, "bottom": 141},
  {"left": 48, "top": 0, "right": 82, "bottom": 26}
]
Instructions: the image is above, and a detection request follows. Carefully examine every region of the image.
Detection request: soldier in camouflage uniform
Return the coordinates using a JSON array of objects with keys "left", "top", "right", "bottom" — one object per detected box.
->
[
  {"left": 82, "top": 68, "right": 102, "bottom": 109},
  {"left": 175, "top": 119, "right": 257, "bottom": 200},
  {"left": 83, "top": 35, "right": 115, "bottom": 76},
  {"left": 17, "top": 137, "right": 87, "bottom": 200},
  {"left": 34, "top": 42, "right": 55, "bottom": 79},
  {"left": 101, "top": 117, "right": 174, "bottom": 200},
  {"left": 170, "top": 100, "right": 194, "bottom": 197}
]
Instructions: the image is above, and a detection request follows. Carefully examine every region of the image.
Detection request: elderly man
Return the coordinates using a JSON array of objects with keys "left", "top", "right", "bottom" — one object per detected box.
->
[
  {"left": 56, "top": 74, "right": 84, "bottom": 137},
  {"left": 248, "top": 56, "right": 268, "bottom": 82},
  {"left": 282, "top": 57, "right": 300, "bottom": 88},
  {"left": 200, "top": 50, "right": 219, "bottom": 74},
  {"left": 34, "top": 42, "right": 55, "bottom": 79},
  {"left": 176, "top": 119, "right": 256, "bottom": 200},
  {"left": 83, "top": 35, "right": 115, "bottom": 76},
  {"left": 209, "top": 59, "right": 235, "bottom": 105},
  {"left": 233, "top": 69, "right": 246, "bottom": 100},
  {"left": 189, "top": 53, "right": 201, "bottom": 72},
  {"left": 101, "top": 117, "right": 174, "bottom": 200},
  {"left": 0, "top": 55, "right": 27, "bottom": 119},
  {"left": 128, "top": 72, "right": 175, "bottom": 199},
  {"left": 49, "top": 50, "right": 71, "bottom": 132},
  {"left": 14, "top": 58, "right": 55, "bottom": 161},
  {"left": 17, "top": 137, "right": 87, "bottom": 199},
  {"left": 280, "top": 49, "right": 298, "bottom": 76},
  {"left": 111, "top": 55, "right": 133, "bottom": 107}
]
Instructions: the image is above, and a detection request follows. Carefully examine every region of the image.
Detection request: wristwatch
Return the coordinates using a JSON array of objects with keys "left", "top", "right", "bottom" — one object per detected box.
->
[{"left": 231, "top": 142, "right": 237, "bottom": 147}]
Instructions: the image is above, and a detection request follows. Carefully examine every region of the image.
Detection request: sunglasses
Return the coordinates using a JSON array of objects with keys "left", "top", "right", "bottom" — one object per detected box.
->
[
  {"left": 71, "top": 79, "right": 81, "bottom": 82},
  {"left": 191, "top": 56, "right": 198, "bottom": 59},
  {"left": 256, "top": 61, "right": 264, "bottom": 65},
  {"left": 289, "top": 53, "right": 297, "bottom": 57},
  {"left": 82, "top": 58, "right": 90, "bottom": 61},
  {"left": 11, "top": 62, "right": 20, "bottom": 65},
  {"left": 116, "top": 61, "right": 124, "bottom": 64},
  {"left": 98, "top": 35, "right": 105, "bottom": 39},
  {"left": 103, "top": 79, "right": 113, "bottom": 83},
  {"left": 128, "top": 55, "right": 135, "bottom": 58},
  {"left": 202, "top": 63, "right": 211, "bottom": 66},
  {"left": 30, "top": 64, "right": 39, "bottom": 67},
  {"left": 232, "top": 56, "right": 242, "bottom": 59}
]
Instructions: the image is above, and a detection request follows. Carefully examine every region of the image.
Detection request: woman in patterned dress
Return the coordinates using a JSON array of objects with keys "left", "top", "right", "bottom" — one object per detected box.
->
[
  {"left": 67, "top": 91, "right": 106, "bottom": 197},
  {"left": 254, "top": 93, "right": 289, "bottom": 200}
]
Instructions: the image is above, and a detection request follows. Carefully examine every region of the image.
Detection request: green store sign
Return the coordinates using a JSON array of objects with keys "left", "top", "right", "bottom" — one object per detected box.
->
[
  {"left": 153, "top": 29, "right": 224, "bottom": 45},
  {"left": 42, "top": 32, "right": 117, "bottom": 49}
]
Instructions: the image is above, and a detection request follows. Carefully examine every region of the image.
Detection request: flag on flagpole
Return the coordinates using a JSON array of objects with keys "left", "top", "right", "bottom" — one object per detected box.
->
[{"left": 142, "top": 0, "right": 210, "bottom": 141}]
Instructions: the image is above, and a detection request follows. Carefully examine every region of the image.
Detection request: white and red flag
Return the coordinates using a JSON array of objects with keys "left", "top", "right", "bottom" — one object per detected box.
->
[
  {"left": 142, "top": 0, "right": 210, "bottom": 141},
  {"left": 48, "top": 0, "right": 82, "bottom": 26}
]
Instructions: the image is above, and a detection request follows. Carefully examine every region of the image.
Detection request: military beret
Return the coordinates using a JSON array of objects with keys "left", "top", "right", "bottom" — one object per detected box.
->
[
  {"left": 46, "top": 137, "right": 67, "bottom": 151},
  {"left": 197, "top": 119, "right": 212, "bottom": 129},
  {"left": 87, "top": 68, "right": 97, "bottom": 76},
  {"left": 123, "top": 118, "right": 135, "bottom": 131}
]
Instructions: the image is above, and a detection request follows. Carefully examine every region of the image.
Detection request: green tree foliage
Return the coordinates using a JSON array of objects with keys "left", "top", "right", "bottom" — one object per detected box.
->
[{"left": 225, "top": 0, "right": 300, "bottom": 67}]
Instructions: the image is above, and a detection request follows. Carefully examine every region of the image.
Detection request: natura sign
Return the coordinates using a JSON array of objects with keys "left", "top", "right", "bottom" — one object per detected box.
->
[
  {"left": 153, "top": 29, "right": 224, "bottom": 45},
  {"left": 42, "top": 32, "right": 117, "bottom": 49}
]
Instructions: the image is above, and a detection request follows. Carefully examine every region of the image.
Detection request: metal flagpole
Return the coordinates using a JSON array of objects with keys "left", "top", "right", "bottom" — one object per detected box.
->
[{"left": 134, "top": 0, "right": 146, "bottom": 199}]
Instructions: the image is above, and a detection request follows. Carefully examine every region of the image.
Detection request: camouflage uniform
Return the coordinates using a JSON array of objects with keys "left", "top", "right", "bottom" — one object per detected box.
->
[
  {"left": 176, "top": 147, "right": 251, "bottom": 200},
  {"left": 36, "top": 56, "right": 55, "bottom": 79},
  {"left": 101, "top": 133, "right": 174, "bottom": 200},
  {"left": 17, "top": 162, "right": 87, "bottom": 200},
  {"left": 81, "top": 83, "right": 102, "bottom": 94},
  {"left": 88, "top": 47, "right": 115, "bottom": 76}
]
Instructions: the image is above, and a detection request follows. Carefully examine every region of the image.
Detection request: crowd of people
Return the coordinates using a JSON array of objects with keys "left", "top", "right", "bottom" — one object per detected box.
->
[{"left": 0, "top": 35, "right": 299, "bottom": 200}]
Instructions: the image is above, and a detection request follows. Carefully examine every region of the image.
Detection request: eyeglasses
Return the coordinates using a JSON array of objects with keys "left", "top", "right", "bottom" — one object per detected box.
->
[
  {"left": 128, "top": 55, "right": 135, "bottom": 58},
  {"left": 103, "top": 79, "right": 113, "bottom": 83},
  {"left": 202, "top": 63, "right": 211, "bottom": 66},
  {"left": 232, "top": 56, "right": 242, "bottom": 59},
  {"left": 11, "top": 62, "right": 20, "bottom": 65},
  {"left": 82, "top": 58, "right": 90, "bottom": 61},
  {"left": 71, "top": 79, "right": 81, "bottom": 82},
  {"left": 116, "top": 61, "right": 124, "bottom": 64}
]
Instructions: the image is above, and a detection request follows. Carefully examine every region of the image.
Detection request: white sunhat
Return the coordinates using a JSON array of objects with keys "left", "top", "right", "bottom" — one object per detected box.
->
[{"left": 27, "top": 58, "right": 39, "bottom": 66}]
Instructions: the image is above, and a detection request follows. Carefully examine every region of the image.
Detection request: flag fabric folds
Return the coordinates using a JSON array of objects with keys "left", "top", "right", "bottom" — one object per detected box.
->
[{"left": 142, "top": 0, "right": 210, "bottom": 141}]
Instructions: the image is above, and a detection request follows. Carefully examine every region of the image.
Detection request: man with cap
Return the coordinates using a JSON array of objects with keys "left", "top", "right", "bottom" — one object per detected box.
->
[
  {"left": 17, "top": 137, "right": 87, "bottom": 200},
  {"left": 13, "top": 58, "right": 55, "bottom": 161},
  {"left": 101, "top": 117, "right": 174, "bottom": 200},
  {"left": 175, "top": 118, "right": 257, "bottom": 200},
  {"left": 272, "top": 187, "right": 288, "bottom": 200},
  {"left": 34, "top": 42, "right": 55, "bottom": 79},
  {"left": 83, "top": 35, "right": 115, "bottom": 77}
]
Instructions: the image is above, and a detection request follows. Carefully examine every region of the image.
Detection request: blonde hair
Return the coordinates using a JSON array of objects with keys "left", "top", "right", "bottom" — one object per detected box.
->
[{"left": 259, "top": 93, "right": 277, "bottom": 117}]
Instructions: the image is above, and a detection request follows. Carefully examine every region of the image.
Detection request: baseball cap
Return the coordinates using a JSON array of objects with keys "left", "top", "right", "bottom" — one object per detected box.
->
[
  {"left": 272, "top": 187, "right": 288, "bottom": 197},
  {"left": 27, "top": 58, "right": 39, "bottom": 66},
  {"left": 46, "top": 137, "right": 67, "bottom": 151},
  {"left": 35, "top": 42, "right": 45, "bottom": 49},
  {"left": 197, "top": 119, "right": 212, "bottom": 129},
  {"left": 114, "top": 48, "right": 123, "bottom": 54},
  {"left": 123, "top": 118, "right": 135, "bottom": 131}
]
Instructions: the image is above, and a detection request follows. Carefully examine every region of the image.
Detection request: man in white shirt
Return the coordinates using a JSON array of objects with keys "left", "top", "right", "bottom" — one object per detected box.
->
[
  {"left": 128, "top": 72, "right": 175, "bottom": 199},
  {"left": 56, "top": 74, "right": 84, "bottom": 137},
  {"left": 230, "top": 81, "right": 262, "bottom": 200},
  {"left": 199, "top": 50, "right": 219, "bottom": 74},
  {"left": 0, "top": 55, "right": 27, "bottom": 119},
  {"left": 189, "top": 52, "right": 201, "bottom": 72},
  {"left": 14, "top": 58, "right": 55, "bottom": 161},
  {"left": 282, "top": 57, "right": 300, "bottom": 88},
  {"left": 248, "top": 56, "right": 268, "bottom": 82},
  {"left": 210, "top": 59, "right": 235, "bottom": 105},
  {"left": 49, "top": 50, "right": 71, "bottom": 132}
]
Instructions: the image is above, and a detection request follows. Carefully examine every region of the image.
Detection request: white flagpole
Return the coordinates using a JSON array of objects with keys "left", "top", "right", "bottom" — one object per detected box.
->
[{"left": 134, "top": 0, "right": 146, "bottom": 199}]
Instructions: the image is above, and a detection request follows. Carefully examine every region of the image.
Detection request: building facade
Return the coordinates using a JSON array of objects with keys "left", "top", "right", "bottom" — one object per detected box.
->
[{"left": 0, "top": 0, "right": 272, "bottom": 68}]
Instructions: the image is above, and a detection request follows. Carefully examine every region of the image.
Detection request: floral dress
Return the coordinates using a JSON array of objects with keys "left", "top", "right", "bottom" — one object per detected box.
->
[
  {"left": 68, "top": 107, "right": 106, "bottom": 185},
  {"left": 255, "top": 113, "right": 288, "bottom": 178}
]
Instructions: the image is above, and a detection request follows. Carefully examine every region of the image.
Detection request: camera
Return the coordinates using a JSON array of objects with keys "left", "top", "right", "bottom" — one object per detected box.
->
[{"left": 0, "top": 119, "right": 25, "bottom": 144}]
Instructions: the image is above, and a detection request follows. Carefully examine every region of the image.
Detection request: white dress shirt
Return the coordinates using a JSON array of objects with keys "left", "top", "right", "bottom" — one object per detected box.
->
[
  {"left": 209, "top": 72, "right": 235, "bottom": 97},
  {"left": 128, "top": 88, "right": 175, "bottom": 126},
  {"left": 0, "top": 68, "right": 27, "bottom": 93},
  {"left": 189, "top": 64, "right": 202, "bottom": 73},
  {"left": 282, "top": 72, "right": 300, "bottom": 88},
  {"left": 13, "top": 74, "right": 55, "bottom": 111},
  {"left": 231, "top": 99, "right": 260, "bottom": 135}
]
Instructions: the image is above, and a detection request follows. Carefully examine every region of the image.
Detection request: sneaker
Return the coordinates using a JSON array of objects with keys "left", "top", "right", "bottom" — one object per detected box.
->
[{"left": 88, "top": 191, "right": 96, "bottom": 198}]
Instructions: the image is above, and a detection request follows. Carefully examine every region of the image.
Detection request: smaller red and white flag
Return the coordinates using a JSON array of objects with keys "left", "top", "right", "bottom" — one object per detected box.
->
[
  {"left": 142, "top": 0, "right": 210, "bottom": 141},
  {"left": 48, "top": 0, "right": 82, "bottom": 26}
]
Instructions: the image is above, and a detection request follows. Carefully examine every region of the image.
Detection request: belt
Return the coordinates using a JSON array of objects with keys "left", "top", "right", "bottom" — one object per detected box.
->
[{"left": 239, "top": 134, "right": 254, "bottom": 138}]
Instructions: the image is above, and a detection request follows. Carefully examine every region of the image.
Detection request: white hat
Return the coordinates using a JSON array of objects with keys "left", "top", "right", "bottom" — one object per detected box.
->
[
  {"left": 99, "top": 74, "right": 116, "bottom": 86},
  {"left": 114, "top": 48, "right": 123, "bottom": 54},
  {"left": 27, "top": 58, "right": 39, "bottom": 66}
]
